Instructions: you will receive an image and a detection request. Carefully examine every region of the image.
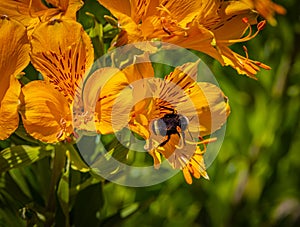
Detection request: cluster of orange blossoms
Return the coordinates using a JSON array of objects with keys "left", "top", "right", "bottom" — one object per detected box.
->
[{"left": 0, "top": 0, "right": 285, "bottom": 184}]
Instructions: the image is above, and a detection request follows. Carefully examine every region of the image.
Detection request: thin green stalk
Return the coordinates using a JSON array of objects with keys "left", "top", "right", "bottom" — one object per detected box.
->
[{"left": 45, "top": 143, "right": 66, "bottom": 227}]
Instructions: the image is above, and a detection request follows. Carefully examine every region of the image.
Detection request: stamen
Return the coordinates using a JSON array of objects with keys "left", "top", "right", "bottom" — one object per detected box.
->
[
  {"left": 217, "top": 19, "right": 265, "bottom": 44},
  {"left": 157, "top": 5, "right": 172, "bottom": 17},
  {"left": 56, "top": 130, "right": 63, "bottom": 140},
  {"left": 175, "top": 134, "right": 185, "bottom": 149},
  {"left": 257, "top": 20, "right": 266, "bottom": 31},
  {"left": 242, "top": 17, "right": 249, "bottom": 24},
  {"left": 56, "top": 118, "right": 68, "bottom": 140},
  {"left": 243, "top": 45, "right": 249, "bottom": 60},
  {"left": 185, "top": 137, "right": 217, "bottom": 145}
]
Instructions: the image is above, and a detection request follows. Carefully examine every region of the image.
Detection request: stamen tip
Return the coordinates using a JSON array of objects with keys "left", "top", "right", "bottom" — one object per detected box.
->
[
  {"left": 242, "top": 17, "right": 249, "bottom": 24},
  {"left": 258, "top": 20, "right": 267, "bottom": 31}
]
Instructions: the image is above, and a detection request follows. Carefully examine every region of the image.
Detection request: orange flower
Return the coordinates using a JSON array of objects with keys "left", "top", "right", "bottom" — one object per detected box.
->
[
  {"left": 98, "top": 0, "right": 270, "bottom": 77},
  {"left": 76, "top": 53, "right": 154, "bottom": 134},
  {"left": 20, "top": 20, "right": 154, "bottom": 142},
  {"left": 19, "top": 19, "right": 93, "bottom": 143},
  {"left": 128, "top": 61, "right": 230, "bottom": 184},
  {"left": 0, "top": 0, "right": 83, "bottom": 34},
  {"left": 0, "top": 16, "right": 30, "bottom": 140},
  {"left": 79, "top": 58, "right": 229, "bottom": 183},
  {"left": 241, "top": 0, "right": 286, "bottom": 26}
]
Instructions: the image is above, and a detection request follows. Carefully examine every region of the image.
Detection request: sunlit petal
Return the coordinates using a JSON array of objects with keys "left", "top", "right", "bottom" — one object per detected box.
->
[
  {"left": 98, "top": 0, "right": 131, "bottom": 18},
  {"left": 182, "top": 146, "right": 209, "bottom": 184},
  {"left": 46, "top": 0, "right": 83, "bottom": 19},
  {"left": 212, "top": 1, "right": 258, "bottom": 41},
  {"left": 0, "top": 0, "right": 48, "bottom": 28},
  {"left": 31, "top": 19, "right": 94, "bottom": 103},
  {"left": 0, "top": 17, "right": 30, "bottom": 140},
  {"left": 158, "top": 0, "right": 201, "bottom": 20},
  {"left": 20, "top": 81, "right": 72, "bottom": 143},
  {"left": 129, "top": 98, "right": 159, "bottom": 139},
  {"left": 0, "top": 0, "right": 83, "bottom": 31},
  {"left": 78, "top": 55, "right": 154, "bottom": 134},
  {"left": 241, "top": 0, "right": 286, "bottom": 26},
  {"left": 81, "top": 67, "right": 133, "bottom": 134},
  {"left": 0, "top": 76, "right": 21, "bottom": 140},
  {"left": 0, "top": 17, "right": 30, "bottom": 92},
  {"left": 99, "top": 0, "right": 272, "bottom": 77},
  {"left": 218, "top": 45, "right": 271, "bottom": 79},
  {"left": 194, "top": 82, "right": 230, "bottom": 135}
]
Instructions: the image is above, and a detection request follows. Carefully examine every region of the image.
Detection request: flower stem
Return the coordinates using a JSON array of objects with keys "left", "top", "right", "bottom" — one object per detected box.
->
[{"left": 45, "top": 143, "right": 66, "bottom": 226}]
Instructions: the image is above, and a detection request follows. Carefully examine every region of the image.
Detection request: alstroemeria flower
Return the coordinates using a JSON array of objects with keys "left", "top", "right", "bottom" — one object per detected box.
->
[
  {"left": 128, "top": 61, "right": 230, "bottom": 184},
  {"left": 75, "top": 54, "right": 154, "bottom": 134},
  {"left": 0, "top": 0, "right": 83, "bottom": 34},
  {"left": 97, "top": 0, "right": 270, "bottom": 77},
  {"left": 241, "top": 0, "right": 286, "bottom": 26},
  {"left": 0, "top": 16, "right": 30, "bottom": 140},
  {"left": 19, "top": 19, "right": 94, "bottom": 143}
]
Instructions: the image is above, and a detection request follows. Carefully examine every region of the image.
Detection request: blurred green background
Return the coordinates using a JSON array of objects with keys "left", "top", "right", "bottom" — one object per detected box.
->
[{"left": 1, "top": 0, "right": 299, "bottom": 226}]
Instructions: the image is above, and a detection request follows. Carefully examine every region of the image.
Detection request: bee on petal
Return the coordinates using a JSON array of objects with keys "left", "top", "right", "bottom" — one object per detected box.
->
[{"left": 129, "top": 61, "right": 230, "bottom": 184}]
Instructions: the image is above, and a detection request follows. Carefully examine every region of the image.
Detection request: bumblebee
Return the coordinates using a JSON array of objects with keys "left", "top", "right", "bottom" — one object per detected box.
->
[{"left": 151, "top": 107, "right": 189, "bottom": 148}]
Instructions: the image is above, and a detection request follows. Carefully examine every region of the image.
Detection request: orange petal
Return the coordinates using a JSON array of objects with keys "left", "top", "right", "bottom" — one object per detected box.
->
[
  {"left": 129, "top": 113, "right": 151, "bottom": 139},
  {"left": 98, "top": 0, "right": 131, "bottom": 18},
  {"left": 30, "top": 19, "right": 94, "bottom": 103},
  {"left": 98, "top": 0, "right": 159, "bottom": 22},
  {"left": 182, "top": 146, "right": 209, "bottom": 184},
  {"left": 129, "top": 98, "right": 159, "bottom": 139},
  {"left": 162, "top": 22, "right": 223, "bottom": 65},
  {"left": 82, "top": 68, "right": 133, "bottom": 134},
  {"left": 158, "top": 0, "right": 202, "bottom": 22},
  {"left": 0, "top": 17, "right": 30, "bottom": 92},
  {"left": 241, "top": 0, "right": 286, "bottom": 26},
  {"left": 148, "top": 148, "right": 162, "bottom": 169},
  {"left": 130, "top": 0, "right": 152, "bottom": 23},
  {"left": 213, "top": 1, "right": 258, "bottom": 40},
  {"left": 144, "top": 0, "right": 159, "bottom": 18},
  {"left": 153, "top": 133, "right": 199, "bottom": 170},
  {"left": 121, "top": 53, "right": 154, "bottom": 83},
  {"left": 163, "top": 63, "right": 230, "bottom": 135},
  {"left": 182, "top": 167, "right": 193, "bottom": 184},
  {"left": 113, "top": 13, "right": 141, "bottom": 44},
  {"left": 97, "top": 84, "right": 133, "bottom": 134},
  {"left": 0, "top": 0, "right": 48, "bottom": 27},
  {"left": 0, "top": 75, "right": 21, "bottom": 140},
  {"left": 164, "top": 61, "right": 199, "bottom": 89},
  {"left": 190, "top": 82, "right": 230, "bottom": 136},
  {"left": 81, "top": 58, "right": 154, "bottom": 134},
  {"left": 0, "top": 0, "right": 83, "bottom": 35},
  {"left": 219, "top": 45, "right": 270, "bottom": 78},
  {"left": 20, "top": 81, "right": 72, "bottom": 143},
  {"left": 46, "top": 0, "right": 83, "bottom": 19},
  {"left": 0, "top": 17, "right": 30, "bottom": 140}
]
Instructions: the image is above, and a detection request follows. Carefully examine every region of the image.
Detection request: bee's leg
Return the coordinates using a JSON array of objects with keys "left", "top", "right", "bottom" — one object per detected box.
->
[
  {"left": 174, "top": 126, "right": 185, "bottom": 149},
  {"left": 144, "top": 139, "right": 150, "bottom": 150},
  {"left": 181, "top": 132, "right": 186, "bottom": 146},
  {"left": 175, "top": 133, "right": 185, "bottom": 149},
  {"left": 159, "top": 134, "right": 170, "bottom": 147}
]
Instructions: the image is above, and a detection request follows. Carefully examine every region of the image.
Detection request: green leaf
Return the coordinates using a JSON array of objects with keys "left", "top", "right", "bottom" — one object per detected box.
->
[
  {"left": 70, "top": 176, "right": 102, "bottom": 196},
  {"left": 0, "top": 145, "right": 53, "bottom": 173},
  {"left": 90, "top": 136, "right": 130, "bottom": 177},
  {"left": 72, "top": 183, "right": 104, "bottom": 226},
  {"left": 57, "top": 150, "right": 70, "bottom": 226},
  {"left": 9, "top": 169, "right": 32, "bottom": 199},
  {"left": 66, "top": 143, "right": 90, "bottom": 173}
]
